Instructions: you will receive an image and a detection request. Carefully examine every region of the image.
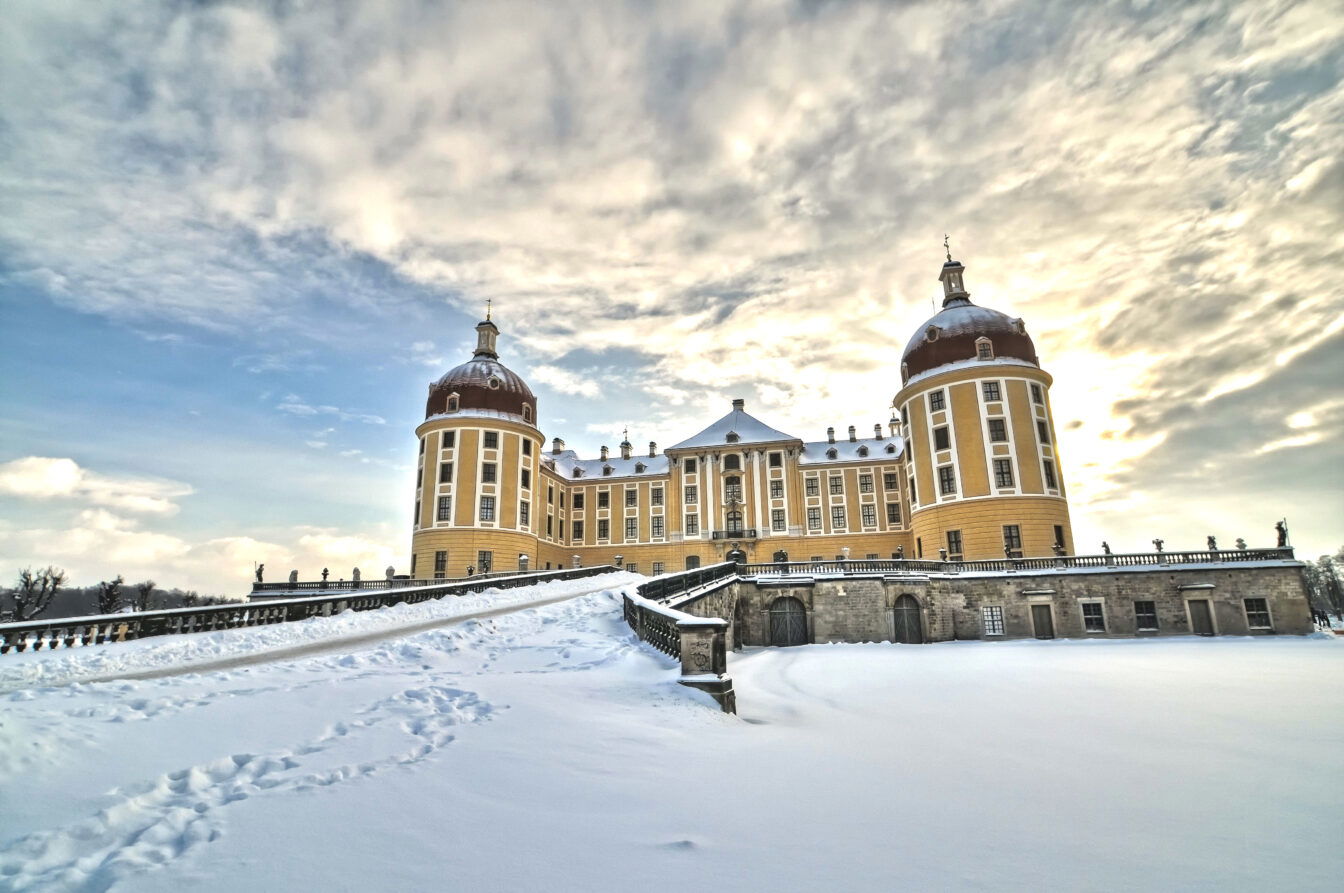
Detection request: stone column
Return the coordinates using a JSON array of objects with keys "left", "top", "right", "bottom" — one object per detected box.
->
[{"left": 676, "top": 617, "right": 735, "bottom": 713}]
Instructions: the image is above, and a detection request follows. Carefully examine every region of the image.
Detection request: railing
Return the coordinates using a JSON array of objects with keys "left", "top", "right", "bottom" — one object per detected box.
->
[
  {"left": 710, "top": 529, "right": 758, "bottom": 540},
  {"left": 636, "top": 561, "right": 737, "bottom": 604},
  {"left": 739, "top": 548, "right": 1296, "bottom": 577},
  {"left": 0, "top": 565, "right": 619, "bottom": 656},
  {"left": 251, "top": 567, "right": 552, "bottom": 595}
]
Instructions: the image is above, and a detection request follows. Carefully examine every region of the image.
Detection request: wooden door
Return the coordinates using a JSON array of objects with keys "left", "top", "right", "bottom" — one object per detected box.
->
[
  {"left": 893, "top": 594, "right": 924, "bottom": 644},
  {"left": 768, "top": 597, "right": 808, "bottom": 646},
  {"left": 1189, "top": 599, "right": 1214, "bottom": 636},
  {"left": 1032, "top": 604, "right": 1055, "bottom": 639}
]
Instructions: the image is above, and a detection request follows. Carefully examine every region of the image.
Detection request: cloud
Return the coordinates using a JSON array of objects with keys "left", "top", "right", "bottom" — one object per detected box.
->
[
  {"left": 0, "top": 457, "right": 193, "bottom": 515},
  {"left": 275, "top": 395, "right": 385, "bottom": 425},
  {"left": 530, "top": 364, "right": 601, "bottom": 398}
]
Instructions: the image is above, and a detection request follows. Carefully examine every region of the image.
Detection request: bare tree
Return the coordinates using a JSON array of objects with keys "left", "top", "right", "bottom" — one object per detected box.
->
[
  {"left": 11, "top": 566, "right": 67, "bottom": 621},
  {"left": 181, "top": 590, "right": 200, "bottom": 607},
  {"left": 134, "top": 579, "right": 157, "bottom": 612},
  {"left": 97, "top": 575, "right": 125, "bottom": 615}
]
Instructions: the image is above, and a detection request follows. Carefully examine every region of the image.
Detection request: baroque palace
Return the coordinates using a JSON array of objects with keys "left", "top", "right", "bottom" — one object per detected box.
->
[{"left": 410, "top": 254, "right": 1073, "bottom": 578}]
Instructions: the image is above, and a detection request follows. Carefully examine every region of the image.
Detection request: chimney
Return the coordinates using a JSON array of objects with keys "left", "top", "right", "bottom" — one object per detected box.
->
[
  {"left": 620, "top": 442, "right": 632, "bottom": 460},
  {"left": 732, "top": 398, "right": 745, "bottom": 411},
  {"left": 600, "top": 445, "right": 609, "bottom": 461},
  {"left": 874, "top": 424, "right": 883, "bottom": 439},
  {"left": 551, "top": 437, "right": 564, "bottom": 455},
  {"left": 848, "top": 426, "right": 857, "bottom": 442},
  {"left": 827, "top": 427, "right": 835, "bottom": 444},
  {"left": 648, "top": 441, "right": 657, "bottom": 458}
]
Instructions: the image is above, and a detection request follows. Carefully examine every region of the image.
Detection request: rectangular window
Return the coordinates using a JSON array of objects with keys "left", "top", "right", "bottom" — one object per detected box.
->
[
  {"left": 772, "top": 509, "right": 786, "bottom": 531},
  {"left": 625, "top": 518, "right": 638, "bottom": 539},
  {"left": 1037, "top": 420, "right": 1051, "bottom": 444},
  {"left": 519, "top": 501, "right": 530, "bottom": 525},
  {"left": 1031, "top": 383, "right": 1044, "bottom": 404},
  {"left": 928, "top": 390, "right": 945, "bottom": 412},
  {"left": 684, "top": 458, "right": 696, "bottom": 473},
  {"left": 829, "top": 476, "right": 843, "bottom": 495},
  {"left": 933, "top": 427, "right": 950, "bottom": 451},
  {"left": 770, "top": 479, "right": 784, "bottom": 498},
  {"left": 901, "top": 405, "right": 909, "bottom": 426},
  {"left": 1053, "top": 525, "right": 1065, "bottom": 549},
  {"left": 481, "top": 463, "right": 497, "bottom": 483},
  {"left": 572, "top": 520, "right": 584, "bottom": 542},
  {"left": 937, "top": 465, "right": 956, "bottom": 495},
  {"left": 598, "top": 491, "right": 610, "bottom": 509},
  {"left": 831, "top": 506, "right": 846, "bottom": 529},
  {"left": 560, "top": 520, "right": 566, "bottom": 540},
  {"left": 434, "top": 550, "right": 447, "bottom": 573},
  {"left": 806, "top": 477, "right": 820, "bottom": 497},
  {"left": 651, "top": 487, "right": 663, "bottom": 506},
  {"left": 1082, "top": 602, "right": 1106, "bottom": 632},
  {"left": 547, "top": 485, "right": 554, "bottom": 505},
  {"left": 484, "top": 431, "right": 498, "bottom": 449},
  {"left": 442, "top": 431, "right": 455, "bottom": 449},
  {"left": 439, "top": 462, "right": 453, "bottom": 483},
  {"left": 521, "top": 469, "right": 531, "bottom": 489},
  {"left": 414, "top": 500, "right": 420, "bottom": 525},
  {"left": 994, "top": 458, "right": 1014, "bottom": 488},
  {"left": 861, "top": 504, "right": 877, "bottom": 526},
  {"left": 560, "top": 492, "right": 566, "bottom": 508},
  {"left": 684, "top": 485, "right": 698, "bottom": 504},
  {"left": 1244, "top": 598, "right": 1272, "bottom": 629},
  {"left": 625, "top": 563, "right": 638, "bottom": 574},
  {"left": 477, "top": 550, "right": 492, "bottom": 573},
  {"left": 769, "top": 452, "right": 782, "bottom": 468},
  {"left": 982, "top": 381, "right": 1001, "bottom": 402},
  {"left": 1134, "top": 600, "right": 1158, "bottom": 631},
  {"left": 1003, "top": 524, "right": 1022, "bottom": 557},
  {"left": 1043, "top": 460, "right": 1058, "bottom": 490},
  {"left": 546, "top": 515, "right": 553, "bottom": 536},
  {"left": 573, "top": 493, "right": 585, "bottom": 509},
  {"left": 652, "top": 562, "right": 665, "bottom": 575},
  {"left": 988, "top": 419, "right": 1008, "bottom": 442},
  {"left": 652, "top": 516, "right": 664, "bottom": 538},
  {"left": 910, "top": 478, "right": 917, "bottom": 504},
  {"left": 598, "top": 519, "right": 610, "bottom": 539},
  {"left": 884, "top": 473, "right": 898, "bottom": 490},
  {"left": 807, "top": 507, "right": 822, "bottom": 529},
  {"left": 625, "top": 488, "right": 637, "bottom": 507},
  {"left": 479, "top": 496, "right": 495, "bottom": 521},
  {"left": 419, "top": 438, "right": 426, "bottom": 456},
  {"left": 437, "top": 496, "right": 452, "bottom": 521},
  {"left": 522, "top": 439, "right": 532, "bottom": 455},
  {"left": 982, "top": 606, "right": 1005, "bottom": 636},
  {"left": 886, "top": 502, "right": 900, "bottom": 524},
  {"left": 685, "top": 514, "right": 699, "bottom": 535},
  {"left": 859, "top": 474, "right": 874, "bottom": 493},
  {"left": 947, "top": 529, "right": 963, "bottom": 558}
]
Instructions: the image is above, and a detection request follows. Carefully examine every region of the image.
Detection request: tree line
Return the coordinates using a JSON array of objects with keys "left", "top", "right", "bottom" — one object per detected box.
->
[
  {"left": 1304, "top": 547, "right": 1344, "bottom": 620},
  {"left": 0, "top": 566, "right": 239, "bottom": 622}
]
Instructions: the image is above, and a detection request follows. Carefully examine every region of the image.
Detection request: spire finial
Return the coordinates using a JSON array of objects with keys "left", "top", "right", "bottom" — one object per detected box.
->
[
  {"left": 944, "top": 234, "right": 952, "bottom": 263},
  {"left": 622, "top": 426, "right": 629, "bottom": 440},
  {"left": 486, "top": 298, "right": 492, "bottom": 322}
]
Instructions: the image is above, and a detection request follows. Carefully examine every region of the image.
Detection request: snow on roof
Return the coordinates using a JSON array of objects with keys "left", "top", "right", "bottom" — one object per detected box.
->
[
  {"left": 542, "top": 449, "right": 671, "bottom": 480},
  {"left": 799, "top": 436, "right": 904, "bottom": 465},
  {"left": 901, "top": 355, "right": 1040, "bottom": 390},
  {"left": 667, "top": 404, "right": 798, "bottom": 451},
  {"left": 424, "top": 408, "right": 535, "bottom": 426}
]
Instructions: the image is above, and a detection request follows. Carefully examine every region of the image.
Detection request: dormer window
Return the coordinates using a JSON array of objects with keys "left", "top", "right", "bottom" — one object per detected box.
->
[
  {"left": 826, "top": 448, "right": 838, "bottom": 460},
  {"left": 522, "top": 405, "right": 532, "bottom": 422},
  {"left": 602, "top": 465, "right": 613, "bottom": 476},
  {"left": 725, "top": 432, "right": 740, "bottom": 444},
  {"left": 885, "top": 443, "right": 897, "bottom": 454},
  {"left": 447, "top": 393, "right": 460, "bottom": 412},
  {"left": 857, "top": 446, "right": 869, "bottom": 457},
  {"left": 925, "top": 325, "right": 940, "bottom": 342},
  {"left": 487, "top": 376, "right": 502, "bottom": 390},
  {"left": 635, "top": 462, "right": 646, "bottom": 473},
  {"left": 572, "top": 468, "right": 582, "bottom": 478},
  {"left": 901, "top": 362, "right": 909, "bottom": 382},
  {"left": 976, "top": 337, "right": 994, "bottom": 360}
]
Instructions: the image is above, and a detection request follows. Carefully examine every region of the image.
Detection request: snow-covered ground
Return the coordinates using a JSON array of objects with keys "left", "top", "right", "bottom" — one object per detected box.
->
[{"left": 1, "top": 575, "right": 1341, "bottom": 892}]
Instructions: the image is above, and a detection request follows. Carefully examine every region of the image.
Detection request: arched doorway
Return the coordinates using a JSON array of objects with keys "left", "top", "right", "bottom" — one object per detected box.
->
[
  {"left": 893, "top": 594, "right": 924, "bottom": 644},
  {"left": 769, "top": 597, "right": 808, "bottom": 646}
]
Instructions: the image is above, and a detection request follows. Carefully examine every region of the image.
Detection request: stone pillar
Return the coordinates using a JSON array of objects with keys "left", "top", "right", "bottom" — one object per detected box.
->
[{"left": 676, "top": 618, "right": 735, "bottom": 713}]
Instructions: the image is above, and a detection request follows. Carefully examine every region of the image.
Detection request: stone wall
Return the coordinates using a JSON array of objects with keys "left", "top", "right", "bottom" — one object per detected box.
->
[{"left": 732, "top": 562, "right": 1312, "bottom": 645}]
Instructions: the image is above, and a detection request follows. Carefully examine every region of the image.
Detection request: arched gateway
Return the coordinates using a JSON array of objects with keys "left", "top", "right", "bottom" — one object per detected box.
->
[
  {"left": 893, "top": 594, "right": 924, "bottom": 644},
  {"left": 768, "top": 596, "right": 808, "bottom": 646}
]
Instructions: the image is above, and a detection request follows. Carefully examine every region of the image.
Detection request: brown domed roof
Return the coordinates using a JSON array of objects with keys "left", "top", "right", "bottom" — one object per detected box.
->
[
  {"left": 900, "top": 259, "right": 1038, "bottom": 382},
  {"left": 425, "top": 320, "right": 538, "bottom": 422}
]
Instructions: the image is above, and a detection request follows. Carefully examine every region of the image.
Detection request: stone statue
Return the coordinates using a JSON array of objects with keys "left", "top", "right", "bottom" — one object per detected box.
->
[
  {"left": 1102, "top": 541, "right": 1112, "bottom": 556},
  {"left": 1275, "top": 520, "right": 1288, "bottom": 548},
  {"left": 1236, "top": 538, "right": 1247, "bottom": 550},
  {"left": 289, "top": 569, "right": 298, "bottom": 584},
  {"left": 466, "top": 565, "right": 475, "bottom": 576},
  {"left": 255, "top": 563, "right": 264, "bottom": 583},
  {"left": 352, "top": 567, "right": 361, "bottom": 582},
  {"left": 321, "top": 567, "right": 329, "bottom": 583},
  {"left": 1152, "top": 538, "right": 1164, "bottom": 553},
  {"left": 385, "top": 565, "right": 395, "bottom": 580},
  {"left": 1003, "top": 542, "right": 1012, "bottom": 558},
  {"left": 938, "top": 548, "right": 947, "bottom": 561},
  {"left": 1207, "top": 535, "right": 1217, "bottom": 551},
  {"left": 895, "top": 545, "right": 904, "bottom": 559},
  {"left": 1052, "top": 542, "right": 1065, "bottom": 557}
]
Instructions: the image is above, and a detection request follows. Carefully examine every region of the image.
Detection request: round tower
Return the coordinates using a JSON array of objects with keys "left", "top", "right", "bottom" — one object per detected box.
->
[
  {"left": 411, "top": 314, "right": 542, "bottom": 578},
  {"left": 893, "top": 253, "right": 1073, "bottom": 560}
]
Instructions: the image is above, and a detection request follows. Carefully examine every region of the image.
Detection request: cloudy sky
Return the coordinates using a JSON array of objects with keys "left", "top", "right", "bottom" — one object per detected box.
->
[{"left": 1, "top": 0, "right": 1341, "bottom": 593}]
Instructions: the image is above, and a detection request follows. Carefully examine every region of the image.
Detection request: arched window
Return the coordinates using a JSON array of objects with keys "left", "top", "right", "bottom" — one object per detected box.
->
[
  {"left": 726, "top": 432, "right": 740, "bottom": 444},
  {"left": 447, "top": 393, "right": 460, "bottom": 412},
  {"left": 725, "top": 509, "right": 744, "bottom": 533},
  {"left": 723, "top": 454, "right": 741, "bottom": 471},
  {"left": 858, "top": 446, "right": 869, "bottom": 457},
  {"left": 522, "top": 405, "right": 532, "bottom": 422},
  {"left": 724, "top": 475, "right": 742, "bottom": 502},
  {"left": 826, "top": 448, "right": 838, "bottom": 460}
]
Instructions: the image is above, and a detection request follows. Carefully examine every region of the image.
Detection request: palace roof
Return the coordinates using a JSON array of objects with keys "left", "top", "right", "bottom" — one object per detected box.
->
[{"left": 667, "top": 401, "right": 799, "bottom": 451}]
